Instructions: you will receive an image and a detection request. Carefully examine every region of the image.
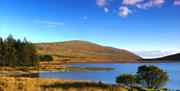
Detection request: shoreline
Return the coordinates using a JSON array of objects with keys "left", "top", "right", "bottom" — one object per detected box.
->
[
  {"left": 1, "top": 61, "right": 179, "bottom": 77},
  {"left": 0, "top": 61, "right": 114, "bottom": 77},
  {"left": 64, "top": 60, "right": 180, "bottom": 63}
]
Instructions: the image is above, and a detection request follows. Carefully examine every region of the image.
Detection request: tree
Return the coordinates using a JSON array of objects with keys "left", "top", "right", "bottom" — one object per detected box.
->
[
  {"left": 116, "top": 73, "right": 137, "bottom": 87},
  {"left": 137, "top": 65, "right": 169, "bottom": 89},
  {"left": 0, "top": 35, "right": 39, "bottom": 67},
  {"left": 4, "top": 35, "right": 17, "bottom": 67},
  {"left": 0, "top": 36, "right": 3, "bottom": 65},
  {"left": 39, "top": 55, "right": 53, "bottom": 62},
  {"left": 26, "top": 43, "right": 39, "bottom": 66}
]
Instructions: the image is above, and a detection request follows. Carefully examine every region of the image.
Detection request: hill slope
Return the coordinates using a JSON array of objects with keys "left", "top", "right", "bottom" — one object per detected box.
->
[
  {"left": 142, "top": 53, "right": 180, "bottom": 62},
  {"left": 36, "top": 40, "right": 141, "bottom": 62},
  {"left": 155, "top": 53, "right": 180, "bottom": 60}
]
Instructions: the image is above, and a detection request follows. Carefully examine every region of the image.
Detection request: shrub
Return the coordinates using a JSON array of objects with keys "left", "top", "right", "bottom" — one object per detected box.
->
[
  {"left": 39, "top": 55, "right": 53, "bottom": 61},
  {"left": 116, "top": 73, "right": 137, "bottom": 87},
  {"left": 137, "top": 65, "right": 169, "bottom": 89},
  {"left": 115, "top": 65, "right": 169, "bottom": 89}
]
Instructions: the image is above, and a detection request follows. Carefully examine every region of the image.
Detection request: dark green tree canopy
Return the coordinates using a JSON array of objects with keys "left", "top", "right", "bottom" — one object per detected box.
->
[
  {"left": 0, "top": 35, "right": 39, "bottom": 67},
  {"left": 39, "top": 55, "right": 53, "bottom": 62},
  {"left": 137, "top": 65, "right": 169, "bottom": 89},
  {"left": 116, "top": 73, "right": 137, "bottom": 87},
  {"left": 115, "top": 65, "right": 169, "bottom": 89}
]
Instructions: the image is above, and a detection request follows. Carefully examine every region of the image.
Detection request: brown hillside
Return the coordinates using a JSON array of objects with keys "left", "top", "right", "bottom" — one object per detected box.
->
[{"left": 36, "top": 40, "right": 141, "bottom": 62}]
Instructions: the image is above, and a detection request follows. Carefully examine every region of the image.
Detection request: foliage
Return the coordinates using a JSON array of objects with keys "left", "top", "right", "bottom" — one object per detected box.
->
[
  {"left": 0, "top": 35, "right": 39, "bottom": 67},
  {"left": 116, "top": 65, "right": 169, "bottom": 89},
  {"left": 116, "top": 73, "right": 137, "bottom": 87},
  {"left": 137, "top": 65, "right": 169, "bottom": 89},
  {"left": 39, "top": 55, "right": 53, "bottom": 61}
]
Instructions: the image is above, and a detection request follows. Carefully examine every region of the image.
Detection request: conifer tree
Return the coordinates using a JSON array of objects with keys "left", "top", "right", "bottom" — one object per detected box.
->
[{"left": 0, "top": 35, "right": 39, "bottom": 67}]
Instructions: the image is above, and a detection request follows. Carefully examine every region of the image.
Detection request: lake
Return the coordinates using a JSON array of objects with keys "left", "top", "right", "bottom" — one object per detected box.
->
[{"left": 39, "top": 62, "right": 180, "bottom": 90}]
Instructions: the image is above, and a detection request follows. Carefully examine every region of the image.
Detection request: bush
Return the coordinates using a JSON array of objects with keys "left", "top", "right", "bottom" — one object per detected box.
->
[
  {"left": 137, "top": 65, "right": 169, "bottom": 89},
  {"left": 116, "top": 73, "right": 137, "bottom": 87},
  {"left": 39, "top": 55, "right": 53, "bottom": 61},
  {"left": 115, "top": 65, "right": 169, "bottom": 89}
]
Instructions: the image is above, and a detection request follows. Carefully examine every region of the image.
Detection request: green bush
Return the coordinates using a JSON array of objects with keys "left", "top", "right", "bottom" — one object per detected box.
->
[
  {"left": 137, "top": 65, "right": 169, "bottom": 89},
  {"left": 115, "top": 65, "right": 169, "bottom": 89},
  {"left": 39, "top": 55, "right": 53, "bottom": 61},
  {"left": 116, "top": 73, "right": 137, "bottom": 87}
]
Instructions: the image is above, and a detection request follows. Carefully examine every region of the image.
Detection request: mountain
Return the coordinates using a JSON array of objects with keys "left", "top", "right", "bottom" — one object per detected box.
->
[
  {"left": 155, "top": 53, "right": 180, "bottom": 60},
  {"left": 36, "top": 40, "right": 141, "bottom": 62}
]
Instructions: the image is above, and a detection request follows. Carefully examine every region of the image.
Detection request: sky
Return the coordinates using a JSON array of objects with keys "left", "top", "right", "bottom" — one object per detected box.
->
[{"left": 0, "top": 0, "right": 180, "bottom": 58}]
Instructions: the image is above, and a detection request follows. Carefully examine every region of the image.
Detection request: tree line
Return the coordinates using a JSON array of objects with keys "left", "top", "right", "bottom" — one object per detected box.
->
[{"left": 0, "top": 35, "right": 39, "bottom": 67}]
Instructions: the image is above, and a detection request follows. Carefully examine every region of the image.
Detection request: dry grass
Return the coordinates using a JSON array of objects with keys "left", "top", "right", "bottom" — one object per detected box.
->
[
  {"left": 0, "top": 77, "right": 133, "bottom": 91},
  {"left": 36, "top": 40, "right": 141, "bottom": 62}
]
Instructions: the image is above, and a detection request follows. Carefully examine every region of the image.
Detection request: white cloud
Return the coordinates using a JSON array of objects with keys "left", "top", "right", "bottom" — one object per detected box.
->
[
  {"left": 122, "top": 0, "right": 143, "bottom": 5},
  {"left": 34, "top": 20, "right": 64, "bottom": 27},
  {"left": 118, "top": 6, "right": 132, "bottom": 17},
  {"left": 96, "top": 0, "right": 106, "bottom": 6},
  {"left": 132, "top": 50, "right": 180, "bottom": 58},
  {"left": 174, "top": 0, "right": 180, "bottom": 5},
  {"left": 137, "top": 0, "right": 165, "bottom": 9},
  {"left": 104, "top": 7, "right": 109, "bottom": 13}
]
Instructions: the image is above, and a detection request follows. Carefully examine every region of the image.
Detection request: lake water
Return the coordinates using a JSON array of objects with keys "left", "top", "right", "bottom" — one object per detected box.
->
[{"left": 39, "top": 62, "right": 180, "bottom": 90}]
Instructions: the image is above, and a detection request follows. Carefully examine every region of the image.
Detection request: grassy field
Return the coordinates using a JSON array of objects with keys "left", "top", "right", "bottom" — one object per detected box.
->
[{"left": 0, "top": 77, "right": 135, "bottom": 91}]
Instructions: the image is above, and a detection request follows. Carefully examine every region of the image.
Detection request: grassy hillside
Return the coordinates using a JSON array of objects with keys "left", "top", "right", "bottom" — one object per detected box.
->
[{"left": 36, "top": 40, "right": 141, "bottom": 62}]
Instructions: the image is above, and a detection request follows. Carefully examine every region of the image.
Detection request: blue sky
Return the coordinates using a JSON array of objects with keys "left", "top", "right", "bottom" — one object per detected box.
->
[{"left": 0, "top": 0, "right": 180, "bottom": 58}]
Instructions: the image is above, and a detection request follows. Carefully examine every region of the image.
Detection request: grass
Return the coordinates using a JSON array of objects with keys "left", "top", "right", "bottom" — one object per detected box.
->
[{"left": 0, "top": 77, "right": 133, "bottom": 91}]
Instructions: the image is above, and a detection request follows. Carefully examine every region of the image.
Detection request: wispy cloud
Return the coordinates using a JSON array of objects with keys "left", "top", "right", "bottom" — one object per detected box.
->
[
  {"left": 96, "top": 0, "right": 106, "bottom": 7},
  {"left": 136, "top": 0, "right": 165, "bottom": 9},
  {"left": 132, "top": 50, "right": 180, "bottom": 58},
  {"left": 122, "top": 0, "right": 143, "bottom": 5},
  {"left": 96, "top": 0, "right": 109, "bottom": 13},
  {"left": 174, "top": 0, "right": 180, "bottom": 5},
  {"left": 104, "top": 7, "right": 109, "bottom": 13},
  {"left": 34, "top": 20, "right": 65, "bottom": 28},
  {"left": 118, "top": 6, "right": 132, "bottom": 17}
]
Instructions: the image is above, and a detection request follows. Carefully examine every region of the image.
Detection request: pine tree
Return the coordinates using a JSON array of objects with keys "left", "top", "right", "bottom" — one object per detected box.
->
[
  {"left": 4, "top": 35, "right": 17, "bottom": 67},
  {"left": 15, "top": 39, "right": 23, "bottom": 66},
  {"left": 0, "top": 36, "right": 3, "bottom": 66},
  {"left": 0, "top": 35, "right": 39, "bottom": 67}
]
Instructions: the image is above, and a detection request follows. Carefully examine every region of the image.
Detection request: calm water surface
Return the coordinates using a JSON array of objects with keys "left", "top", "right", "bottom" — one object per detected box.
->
[{"left": 39, "top": 62, "right": 180, "bottom": 90}]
